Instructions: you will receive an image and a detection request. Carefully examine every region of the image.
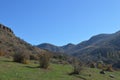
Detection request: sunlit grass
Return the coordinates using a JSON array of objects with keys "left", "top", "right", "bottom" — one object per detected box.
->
[
  {"left": 0, "top": 57, "right": 120, "bottom": 80},
  {"left": 0, "top": 57, "right": 81, "bottom": 80}
]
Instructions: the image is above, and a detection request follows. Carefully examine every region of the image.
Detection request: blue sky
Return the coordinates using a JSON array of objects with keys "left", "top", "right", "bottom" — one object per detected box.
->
[{"left": 0, "top": 0, "right": 120, "bottom": 46}]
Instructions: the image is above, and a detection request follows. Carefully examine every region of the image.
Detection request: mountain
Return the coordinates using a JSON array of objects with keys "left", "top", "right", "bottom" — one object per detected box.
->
[
  {"left": 0, "top": 24, "right": 43, "bottom": 56},
  {"left": 37, "top": 31, "right": 120, "bottom": 63},
  {"left": 61, "top": 43, "right": 76, "bottom": 50},
  {"left": 37, "top": 43, "right": 75, "bottom": 53},
  {"left": 37, "top": 43, "right": 64, "bottom": 53},
  {"left": 71, "top": 31, "right": 120, "bottom": 60}
]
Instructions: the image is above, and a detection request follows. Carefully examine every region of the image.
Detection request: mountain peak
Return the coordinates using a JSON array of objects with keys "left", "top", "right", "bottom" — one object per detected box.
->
[{"left": 63, "top": 43, "right": 75, "bottom": 47}]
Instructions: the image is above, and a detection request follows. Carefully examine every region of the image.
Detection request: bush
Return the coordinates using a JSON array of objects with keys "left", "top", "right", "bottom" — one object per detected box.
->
[
  {"left": 0, "top": 48, "right": 5, "bottom": 56},
  {"left": 70, "top": 58, "right": 83, "bottom": 75},
  {"left": 30, "top": 54, "right": 38, "bottom": 60},
  {"left": 97, "top": 61, "right": 104, "bottom": 69},
  {"left": 90, "top": 62, "right": 96, "bottom": 68},
  {"left": 13, "top": 48, "right": 30, "bottom": 64},
  {"left": 106, "top": 65, "right": 114, "bottom": 72},
  {"left": 39, "top": 51, "right": 51, "bottom": 69}
]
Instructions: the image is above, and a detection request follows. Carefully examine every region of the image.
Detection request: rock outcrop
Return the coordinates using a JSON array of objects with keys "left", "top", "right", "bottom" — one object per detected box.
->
[{"left": 0, "top": 24, "right": 13, "bottom": 34}]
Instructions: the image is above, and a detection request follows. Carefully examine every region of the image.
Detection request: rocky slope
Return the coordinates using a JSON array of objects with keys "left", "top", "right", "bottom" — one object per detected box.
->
[{"left": 0, "top": 24, "right": 43, "bottom": 56}]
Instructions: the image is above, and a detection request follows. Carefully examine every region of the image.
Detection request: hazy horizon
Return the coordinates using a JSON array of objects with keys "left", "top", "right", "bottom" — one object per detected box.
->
[{"left": 0, "top": 0, "right": 120, "bottom": 46}]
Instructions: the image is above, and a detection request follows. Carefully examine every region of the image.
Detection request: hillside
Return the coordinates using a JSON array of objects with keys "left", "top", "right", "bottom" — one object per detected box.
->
[
  {"left": 0, "top": 24, "right": 43, "bottom": 56},
  {"left": 71, "top": 31, "right": 120, "bottom": 62},
  {"left": 37, "top": 31, "right": 120, "bottom": 63}
]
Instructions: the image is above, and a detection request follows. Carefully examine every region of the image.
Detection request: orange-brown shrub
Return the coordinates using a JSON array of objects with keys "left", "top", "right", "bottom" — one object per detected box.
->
[
  {"left": 0, "top": 49, "right": 5, "bottom": 56},
  {"left": 106, "top": 65, "right": 114, "bottom": 72}
]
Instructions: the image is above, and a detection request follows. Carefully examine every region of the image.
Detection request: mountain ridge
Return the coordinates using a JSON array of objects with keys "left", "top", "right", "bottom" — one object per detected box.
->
[{"left": 37, "top": 30, "right": 120, "bottom": 62}]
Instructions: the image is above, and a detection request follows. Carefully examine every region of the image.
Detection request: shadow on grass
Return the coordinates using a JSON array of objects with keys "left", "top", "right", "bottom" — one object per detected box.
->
[
  {"left": 68, "top": 72, "right": 87, "bottom": 80},
  {"left": 1, "top": 59, "right": 13, "bottom": 62},
  {"left": 74, "top": 75, "right": 87, "bottom": 80},
  {"left": 25, "top": 66, "right": 39, "bottom": 69}
]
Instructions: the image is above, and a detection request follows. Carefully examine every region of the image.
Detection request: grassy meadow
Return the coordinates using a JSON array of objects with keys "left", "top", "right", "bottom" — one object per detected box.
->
[{"left": 0, "top": 57, "right": 120, "bottom": 80}]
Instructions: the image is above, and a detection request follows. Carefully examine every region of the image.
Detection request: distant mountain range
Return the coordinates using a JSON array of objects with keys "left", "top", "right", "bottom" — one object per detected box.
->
[
  {"left": 37, "top": 31, "right": 120, "bottom": 62},
  {"left": 37, "top": 43, "right": 75, "bottom": 53}
]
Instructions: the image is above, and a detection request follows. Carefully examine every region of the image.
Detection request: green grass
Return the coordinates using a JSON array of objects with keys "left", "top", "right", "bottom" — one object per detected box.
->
[
  {"left": 0, "top": 57, "right": 120, "bottom": 80},
  {"left": 76, "top": 68, "right": 119, "bottom": 80},
  {"left": 0, "top": 57, "right": 81, "bottom": 80}
]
